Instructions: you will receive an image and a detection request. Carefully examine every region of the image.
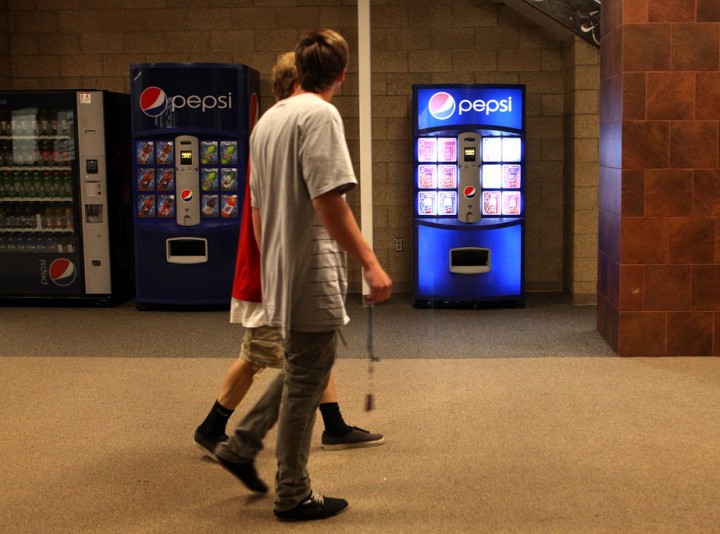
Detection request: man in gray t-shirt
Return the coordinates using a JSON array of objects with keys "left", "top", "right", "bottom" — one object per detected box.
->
[
  {"left": 214, "top": 29, "right": 392, "bottom": 523},
  {"left": 249, "top": 91, "right": 355, "bottom": 336}
]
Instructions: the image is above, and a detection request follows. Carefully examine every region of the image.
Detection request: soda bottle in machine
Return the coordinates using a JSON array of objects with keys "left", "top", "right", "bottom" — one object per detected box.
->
[
  {"left": 221, "top": 195, "right": 237, "bottom": 218},
  {"left": 137, "top": 142, "right": 153, "bottom": 164},
  {"left": 138, "top": 197, "right": 154, "bottom": 217},
  {"left": 158, "top": 196, "right": 173, "bottom": 217}
]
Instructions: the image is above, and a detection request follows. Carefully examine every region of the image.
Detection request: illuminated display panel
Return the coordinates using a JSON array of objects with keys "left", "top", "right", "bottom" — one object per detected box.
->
[{"left": 180, "top": 150, "right": 193, "bottom": 165}]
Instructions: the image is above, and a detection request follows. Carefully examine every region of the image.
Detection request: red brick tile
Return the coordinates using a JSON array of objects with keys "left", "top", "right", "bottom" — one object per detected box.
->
[
  {"left": 667, "top": 217, "right": 716, "bottom": 263},
  {"left": 698, "top": 0, "right": 720, "bottom": 22},
  {"left": 716, "top": 220, "right": 720, "bottom": 264},
  {"left": 670, "top": 121, "right": 719, "bottom": 169},
  {"left": 644, "top": 265, "right": 692, "bottom": 310},
  {"left": 597, "top": 293, "right": 619, "bottom": 353},
  {"left": 620, "top": 265, "right": 644, "bottom": 310},
  {"left": 649, "top": 0, "right": 696, "bottom": 22},
  {"left": 671, "top": 23, "right": 720, "bottom": 71},
  {"left": 646, "top": 72, "right": 695, "bottom": 120},
  {"left": 622, "top": 121, "right": 670, "bottom": 170},
  {"left": 603, "top": 0, "right": 623, "bottom": 34},
  {"left": 601, "top": 28, "right": 622, "bottom": 81},
  {"left": 696, "top": 72, "right": 720, "bottom": 120},
  {"left": 622, "top": 72, "right": 646, "bottom": 121},
  {"left": 600, "top": 120, "right": 623, "bottom": 169},
  {"left": 599, "top": 209, "right": 621, "bottom": 261},
  {"left": 621, "top": 217, "right": 668, "bottom": 264},
  {"left": 692, "top": 265, "right": 720, "bottom": 310},
  {"left": 667, "top": 312, "right": 714, "bottom": 355},
  {"left": 624, "top": 0, "right": 648, "bottom": 23},
  {"left": 602, "top": 76, "right": 623, "bottom": 123},
  {"left": 645, "top": 169, "right": 693, "bottom": 216},
  {"left": 623, "top": 24, "right": 671, "bottom": 71},
  {"left": 600, "top": 166, "right": 621, "bottom": 215},
  {"left": 693, "top": 169, "right": 720, "bottom": 216},
  {"left": 599, "top": 251, "right": 620, "bottom": 307},
  {"left": 621, "top": 169, "right": 645, "bottom": 216},
  {"left": 618, "top": 311, "right": 666, "bottom": 355}
]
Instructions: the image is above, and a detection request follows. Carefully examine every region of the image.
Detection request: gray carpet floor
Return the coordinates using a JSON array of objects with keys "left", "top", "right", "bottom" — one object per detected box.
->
[
  {"left": 0, "top": 292, "right": 614, "bottom": 359},
  {"left": 3, "top": 294, "right": 719, "bottom": 533}
]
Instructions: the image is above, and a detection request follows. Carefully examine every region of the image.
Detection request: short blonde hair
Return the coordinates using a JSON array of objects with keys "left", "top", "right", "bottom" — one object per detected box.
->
[{"left": 271, "top": 51, "right": 297, "bottom": 102}]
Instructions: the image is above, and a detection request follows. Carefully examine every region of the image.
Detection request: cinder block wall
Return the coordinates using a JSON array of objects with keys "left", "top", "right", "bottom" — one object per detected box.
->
[
  {"left": 367, "top": 2, "right": 565, "bottom": 293},
  {"left": 563, "top": 36, "right": 600, "bottom": 305},
  {"left": 7, "top": 0, "right": 570, "bottom": 295}
]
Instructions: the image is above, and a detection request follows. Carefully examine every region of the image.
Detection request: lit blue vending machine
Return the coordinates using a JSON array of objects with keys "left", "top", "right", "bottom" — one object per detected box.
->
[
  {"left": 131, "top": 63, "right": 259, "bottom": 309},
  {"left": 412, "top": 84, "right": 525, "bottom": 307}
]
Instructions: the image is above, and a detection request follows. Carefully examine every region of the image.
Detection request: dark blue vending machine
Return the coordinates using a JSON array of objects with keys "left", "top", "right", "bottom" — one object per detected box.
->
[
  {"left": 130, "top": 63, "right": 259, "bottom": 308},
  {"left": 413, "top": 84, "right": 525, "bottom": 307}
]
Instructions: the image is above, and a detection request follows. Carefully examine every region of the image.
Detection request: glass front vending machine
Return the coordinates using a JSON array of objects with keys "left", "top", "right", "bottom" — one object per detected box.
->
[
  {"left": 0, "top": 90, "right": 133, "bottom": 306},
  {"left": 412, "top": 84, "right": 525, "bottom": 307}
]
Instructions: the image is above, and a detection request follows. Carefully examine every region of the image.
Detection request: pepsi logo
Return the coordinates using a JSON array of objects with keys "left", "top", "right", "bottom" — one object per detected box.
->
[
  {"left": 428, "top": 92, "right": 456, "bottom": 121},
  {"left": 140, "top": 86, "right": 168, "bottom": 117},
  {"left": 49, "top": 258, "right": 77, "bottom": 287},
  {"left": 463, "top": 186, "right": 476, "bottom": 199},
  {"left": 181, "top": 189, "right": 194, "bottom": 201}
]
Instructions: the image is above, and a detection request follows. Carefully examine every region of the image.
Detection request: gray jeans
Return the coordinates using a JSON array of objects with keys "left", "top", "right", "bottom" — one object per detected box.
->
[{"left": 215, "top": 329, "right": 336, "bottom": 511}]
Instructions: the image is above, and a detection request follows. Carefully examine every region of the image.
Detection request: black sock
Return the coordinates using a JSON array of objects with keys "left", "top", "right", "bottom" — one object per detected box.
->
[
  {"left": 319, "top": 402, "right": 352, "bottom": 435},
  {"left": 197, "top": 400, "right": 234, "bottom": 438}
]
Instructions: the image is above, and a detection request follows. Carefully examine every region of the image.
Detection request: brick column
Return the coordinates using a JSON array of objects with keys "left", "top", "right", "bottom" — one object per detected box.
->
[{"left": 598, "top": 0, "right": 720, "bottom": 355}]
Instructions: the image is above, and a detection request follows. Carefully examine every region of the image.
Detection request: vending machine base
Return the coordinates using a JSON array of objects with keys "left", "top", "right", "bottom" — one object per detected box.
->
[
  {"left": 413, "top": 218, "right": 524, "bottom": 308},
  {"left": 134, "top": 224, "right": 237, "bottom": 310}
]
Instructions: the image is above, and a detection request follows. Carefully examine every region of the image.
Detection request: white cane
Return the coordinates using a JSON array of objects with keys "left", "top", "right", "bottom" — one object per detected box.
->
[{"left": 365, "top": 303, "right": 379, "bottom": 412}]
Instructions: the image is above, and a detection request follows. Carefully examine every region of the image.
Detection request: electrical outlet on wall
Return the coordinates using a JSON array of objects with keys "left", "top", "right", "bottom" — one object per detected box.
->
[{"left": 394, "top": 238, "right": 403, "bottom": 252}]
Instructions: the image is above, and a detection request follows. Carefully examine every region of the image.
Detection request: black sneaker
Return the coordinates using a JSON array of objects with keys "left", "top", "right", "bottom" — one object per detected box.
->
[
  {"left": 274, "top": 491, "right": 348, "bottom": 522},
  {"left": 216, "top": 456, "right": 268, "bottom": 494},
  {"left": 321, "top": 426, "right": 385, "bottom": 451},
  {"left": 193, "top": 428, "right": 227, "bottom": 461}
]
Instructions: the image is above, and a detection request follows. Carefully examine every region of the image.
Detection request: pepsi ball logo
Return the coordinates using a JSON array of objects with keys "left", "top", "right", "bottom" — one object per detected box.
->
[
  {"left": 49, "top": 258, "right": 77, "bottom": 287},
  {"left": 428, "top": 92, "right": 456, "bottom": 121},
  {"left": 140, "top": 86, "right": 168, "bottom": 117},
  {"left": 463, "top": 186, "right": 476, "bottom": 199},
  {"left": 181, "top": 189, "right": 193, "bottom": 201}
]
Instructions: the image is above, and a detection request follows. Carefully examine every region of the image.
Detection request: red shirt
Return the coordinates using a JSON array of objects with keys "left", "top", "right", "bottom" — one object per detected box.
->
[{"left": 231, "top": 160, "right": 261, "bottom": 302}]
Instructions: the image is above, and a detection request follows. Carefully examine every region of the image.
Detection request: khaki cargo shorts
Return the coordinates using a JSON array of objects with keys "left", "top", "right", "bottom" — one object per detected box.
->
[{"left": 240, "top": 324, "right": 285, "bottom": 369}]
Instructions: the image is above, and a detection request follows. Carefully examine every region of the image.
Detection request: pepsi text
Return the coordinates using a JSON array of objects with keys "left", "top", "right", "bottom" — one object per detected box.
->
[
  {"left": 458, "top": 96, "right": 512, "bottom": 116},
  {"left": 170, "top": 92, "right": 233, "bottom": 113}
]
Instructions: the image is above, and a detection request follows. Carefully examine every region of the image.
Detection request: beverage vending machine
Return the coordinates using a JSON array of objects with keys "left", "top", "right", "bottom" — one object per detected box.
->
[
  {"left": 412, "top": 84, "right": 525, "bottom": 307},
  {"left": 131, "top": 63, "right": 259, "bottom": 308},
  {"left": 0, "top": 90, "right": 133, "bottom": 306}
]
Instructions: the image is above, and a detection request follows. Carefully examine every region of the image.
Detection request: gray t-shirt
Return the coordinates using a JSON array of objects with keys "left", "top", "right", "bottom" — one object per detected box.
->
[{"left": 249, "top": 93, "right": 357, "bottom": 336}]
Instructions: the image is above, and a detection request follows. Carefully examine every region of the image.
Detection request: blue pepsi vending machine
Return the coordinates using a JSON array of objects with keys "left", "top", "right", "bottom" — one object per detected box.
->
[
  {"left": 413, "top": 84, "right": 525, "bottom": 307},
  {"left": 131, "top": 63, "right": 259, "bottom": 308}
]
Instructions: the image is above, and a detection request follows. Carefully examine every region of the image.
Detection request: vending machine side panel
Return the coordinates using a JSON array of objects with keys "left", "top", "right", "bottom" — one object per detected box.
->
[
  {"left": 76, "top": 91, "right": 112, "bottom": 295},
  {"left": 101, "top": 91, "right": 134, "bottom": 304}
]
